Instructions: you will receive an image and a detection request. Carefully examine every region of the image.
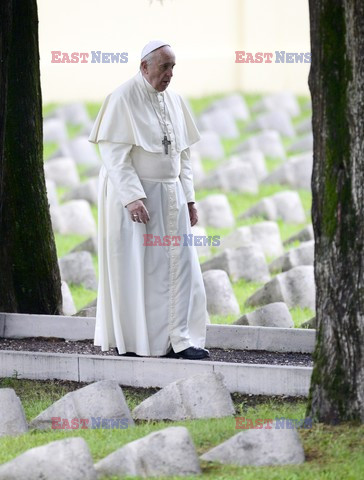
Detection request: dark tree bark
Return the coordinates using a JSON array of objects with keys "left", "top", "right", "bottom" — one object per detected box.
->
[
  {"left": 0, "top": 0, "right": 62, "bottom": 314},
  {"left": 0, "top": 0, "right": 15, "bottom": 309},
  {"left": 307, "top": 0, "right": 364, "bottom": 423}
]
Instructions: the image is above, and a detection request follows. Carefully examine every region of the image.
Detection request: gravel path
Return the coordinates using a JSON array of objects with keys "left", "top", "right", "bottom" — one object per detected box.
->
[{"left": 0, "top": 338, "right": 312, "bottom": 367}]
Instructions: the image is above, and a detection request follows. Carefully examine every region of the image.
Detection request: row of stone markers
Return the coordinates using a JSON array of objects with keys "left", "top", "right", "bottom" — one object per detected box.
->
[
  {"left": 0, "top": 373, "right": 306, "bottom": 479},
  {"left": 60, "top": 222, "right": 315, "bottom": 320},
  {"left": 193, "top": 91, "right": 311, "bottom": 156},
  {"left": 60, "top": 222, "right": 316, "bottom": 325},
  {"left": 44, "top": 101, "right": 101, "bottom": 316},
  {"left": 43, "top": 93, "right": 312, "bottom": 224},
  {"left": 189, "top": 88, "right": 314, "bottom": 326}
]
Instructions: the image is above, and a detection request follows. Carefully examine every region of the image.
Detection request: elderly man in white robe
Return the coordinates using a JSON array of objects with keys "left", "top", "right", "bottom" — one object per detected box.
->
[{"left": 89, "top": 40, "right": 209, "bottom": 360}]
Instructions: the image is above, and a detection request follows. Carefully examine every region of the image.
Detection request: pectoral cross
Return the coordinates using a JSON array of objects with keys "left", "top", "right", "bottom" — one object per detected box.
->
[{"left": 162, "top": 135, "right": 171, "bottom": 154}]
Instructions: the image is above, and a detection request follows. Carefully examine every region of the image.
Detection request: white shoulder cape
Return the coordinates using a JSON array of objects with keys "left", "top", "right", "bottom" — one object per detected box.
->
[{"left": 88, "top": 72, "right": 200, "bottom": 153}]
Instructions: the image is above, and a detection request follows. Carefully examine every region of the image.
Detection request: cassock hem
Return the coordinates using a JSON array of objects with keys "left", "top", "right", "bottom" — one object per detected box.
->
[
  {"left": 171, "top": 339, "right": 194, "bottom": 353},
  {"left": 94, "top": 342, "right": 174, "bottom": 357}
]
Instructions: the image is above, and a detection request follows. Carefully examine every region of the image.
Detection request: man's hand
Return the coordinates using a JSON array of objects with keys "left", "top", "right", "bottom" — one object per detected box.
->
[
  {"left": 188, "top": 202, "right": 198, "bottom": 227},
  {"left": 126, "top": 199, "right": 150, "bottom": 224}
]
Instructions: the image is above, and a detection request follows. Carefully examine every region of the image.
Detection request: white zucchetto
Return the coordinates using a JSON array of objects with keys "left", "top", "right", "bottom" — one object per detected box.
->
[{"left": 141, "top": 40, "right": 171, "bottom": 60}]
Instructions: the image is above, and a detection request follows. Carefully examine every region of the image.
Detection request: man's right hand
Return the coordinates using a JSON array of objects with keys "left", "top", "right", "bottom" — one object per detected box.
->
[{"left": 126, "top": 199, "right": 150, "bottom": 224}]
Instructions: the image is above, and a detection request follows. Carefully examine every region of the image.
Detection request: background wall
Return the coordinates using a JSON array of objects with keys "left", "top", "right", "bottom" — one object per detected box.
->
[{"left": 38, "top": 0, "right": 311, "bottom": 102}]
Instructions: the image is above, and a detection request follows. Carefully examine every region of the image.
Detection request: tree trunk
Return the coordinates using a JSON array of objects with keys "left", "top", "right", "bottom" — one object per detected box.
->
[
  {"left": 307, "top": 0, "right": 364, "bottom": 423},
  {"left": 0, "top": 0, "right": 16, "bottom": 309},
  {"left": 0, "top": 0, "right": 62, "bottom": 314}
]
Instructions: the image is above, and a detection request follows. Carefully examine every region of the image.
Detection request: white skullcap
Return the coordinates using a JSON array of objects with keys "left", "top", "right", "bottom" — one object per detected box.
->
[{"left": 141, "top": 40, "right": 171, "bottom": 60}]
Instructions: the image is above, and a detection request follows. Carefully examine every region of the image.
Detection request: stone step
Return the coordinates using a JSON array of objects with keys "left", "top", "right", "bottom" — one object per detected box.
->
[
  {"left": 0, "top": 313, "right": 315, "bottom": 353},
  {"left": 0, "top": 349, "right": 312, "bottom": 397}
]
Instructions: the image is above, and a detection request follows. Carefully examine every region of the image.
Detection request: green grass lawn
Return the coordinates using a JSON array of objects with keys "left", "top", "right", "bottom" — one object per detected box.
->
[{"left": 0, "top": 378, "right": 362, "bottom": 479}]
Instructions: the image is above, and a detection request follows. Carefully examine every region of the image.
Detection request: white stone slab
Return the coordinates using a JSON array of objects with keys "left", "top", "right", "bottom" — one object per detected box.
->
[
  {"left": 0, "top": 352, "right": 312, "bottom": 396},
  {"left": 43, "top": 117, "right": 68, "bottom": 143},
  {"left": 199, "top": 108, "right": 240, "bottom": 139},
  {"left": 44, "top": 156, "right": 80, "bottom": 187},
  {"left": 262, "top": 152, "right": 313, "bottom": 190},
  {"left": 56, "top": 103, "right": 90, "bottom": 126},
  {"left": 208, "top": 94, "right": 250, "bottom": 120},
  {"left": 235, "top": 130, "right": 286, "bottom": 159},
  {"left": 193, "top": 131, "right": 225, "bottom": 160},
  {"left": 61, "top": 281, "right": 77, "bottom": 316},
  {"left": 55, "top": 200, "right": 97, "bottom": 236},
  {"left": 252, "top": 92, "right": 300, "bottom": 118},
  {"left": 0, "top": 351, "right": 79, "bottom": 381},
  {"left": 229, "top": 151, "right": 268, "bottom": 181},
  {"left": 199, "top": 160, "right": 259, "bottom": 193},
  {"left": 288, "top": 133, "right": 313, "bottom": 153},
  {"left": 247, "top": 110, "right": 295, "bottom": 137},
  {"left": 197, "top": 194, "right": 235, "bottom": 228}
]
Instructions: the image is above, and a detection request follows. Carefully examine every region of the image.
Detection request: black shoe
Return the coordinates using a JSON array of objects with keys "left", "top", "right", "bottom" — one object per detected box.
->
[
  {"left": 114, "top": 348, "right": 140, "bottom": 357},
  {"left": 173, "top": 346, "right": 210, "bottom": 360}
]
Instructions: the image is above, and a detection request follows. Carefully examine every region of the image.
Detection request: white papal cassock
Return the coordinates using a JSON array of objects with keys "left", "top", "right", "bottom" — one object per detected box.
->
[{"left": 88, "top": 71, "right": 209, "bottom": 356}]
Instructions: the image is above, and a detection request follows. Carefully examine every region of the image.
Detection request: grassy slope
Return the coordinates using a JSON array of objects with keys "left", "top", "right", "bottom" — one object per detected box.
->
[{"left": 0, "top": 378, "right": 363, "bottom": 479}]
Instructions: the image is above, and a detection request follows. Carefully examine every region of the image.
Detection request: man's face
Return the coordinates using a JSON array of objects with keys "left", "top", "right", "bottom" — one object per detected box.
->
[{"left": 141, "top": 46, "right": 176, "bottom": 92}]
